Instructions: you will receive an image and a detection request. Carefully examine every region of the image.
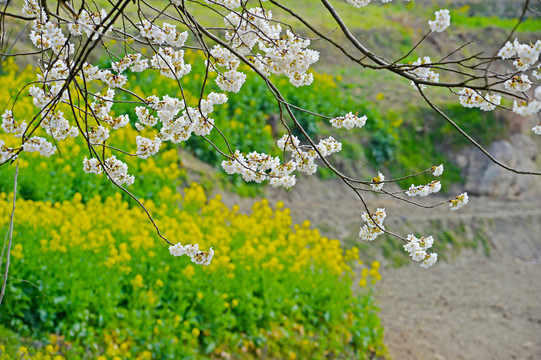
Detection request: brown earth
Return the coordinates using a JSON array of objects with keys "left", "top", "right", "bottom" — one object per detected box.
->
[{"left": 377, "top": 255, "right": 541, "bottom": 360}]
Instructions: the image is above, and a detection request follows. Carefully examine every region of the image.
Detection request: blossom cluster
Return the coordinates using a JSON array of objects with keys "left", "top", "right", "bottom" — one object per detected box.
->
[
  {"left": 82, "top": 156, "right": 134, "bottom": 186},
  {"left": 112, "top": 54, "right": 148, "bottom": 74},
  {"left": 432, "top": 164, "right": 444, "bottom": 176},
  {"left": 359, "top": 208, "right": 386, "bottom": 241},
  {"left": 169, "top": 243, "right": 215, "bottom": 266},
  {"left": 88, "top": 126, "right": 110, "bottom": 144},
  {"left": 403, "top": 234, "right": 438, "bottom": 268},
  {"left": 208, "top": 7, "right": 319, "bottom": 90},
  {"left": 330, "top": 112, "right": 367, "bottom": 130},
  {"left": 68, "top": 9, "right": 109, "bottom": 40},
  {"left": 504, "top": 75, "right": 532, "bottom": 92},
  {"left": 370, "top": 172, "right": 385, "bottom": 191},
  {"left": 204, "top": 0, "right": 242, "bottom": 10},
  {"left": 22, "top": 0, "right": 45, "bottom": 18},
  {"left": 513, "top": 99, "right": 541, "bottom": 117},
  {"left": 428, "top": 9, "right": 451, "bottom": 33},
  {"left": 104, "top": 156, "right": 135, "bottom": 186},
  {"left": 449, "top": 192, "right": 469, "bottom": 211},
  {"left": 138, "top": 20, "right": 188, "bottom": 48},
  {"left": 406, "top": 180, "right": 441, "bottom": 197},
  {"left": 498, "top": 39, "right": 541, "bottom": 72},
  {"left": 21, "top": 136, "right": 56, "bottom": 157},
  {"left": 42, "top": 111, "right": 79, "bottom": 140},
  {"left": 458, "top": 88, "right": 501, "bottom": 111},
  {"left": 150, "top": 47, "right": 192, "bottom": 80},
  {"left": 221, "top": 134, "right": 342, "bottom": 189},
  {"left": 495, "top": 38, "right": 541, "bottom": 133},
  {"left": 136, "top": 136, "right": 162, "bottom": 159},
  {"left": 533, "top": 86, "right": 541, "bottom": 134},
  {"left": 345, "top": 0, "right": 403, "bottom": 8},
  {"left": 82, "top": 157, "right": 102, "bottom": 174},
  {"left": 30, "top": 13, "right": 74, "bottom": 56},
  {"left": 0, "top": 140, "right": 17, "bottom": 163},
  {"left": 409, "top": 57, "right": 439, "bottom": 89},
  {"left": 1, "top": 110, "right": 27, "bottom": 138}
]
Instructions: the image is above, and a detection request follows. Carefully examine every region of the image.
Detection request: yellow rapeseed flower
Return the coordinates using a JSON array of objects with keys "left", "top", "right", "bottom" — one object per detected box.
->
[
  {"left": 182, "top": 265, "right": 195, "bottom": 279},
  {"left": 131, "top": 275, "right": 144, "bottom": 288},
  {"left": 361, "top": 268, "right": 369, "bottom": 278},
  {"left": 11, "top": 243, "right": 23, "bottom": 259}
]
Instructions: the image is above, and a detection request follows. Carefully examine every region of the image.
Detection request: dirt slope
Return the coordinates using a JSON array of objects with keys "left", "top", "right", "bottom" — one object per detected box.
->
[{"left": 377, "top": 256, "right": 541, "bottom": 360}]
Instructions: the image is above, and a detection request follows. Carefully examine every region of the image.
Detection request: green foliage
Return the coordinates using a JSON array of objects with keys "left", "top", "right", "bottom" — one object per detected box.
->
[
  {"left": 381, "top": 102, "right": 509, "bottom": 190},
  {"left": 379, "top": 234, "right": 411, "bottom": 268},
  {"left": 452, "top": 14, "right": 541, "bottom": 31},
  {"left": 428, "top": 104, "right": 509, "bottom": 149},
  {"left": 0, "top": 132, "right": 185, "bottom": 203}
]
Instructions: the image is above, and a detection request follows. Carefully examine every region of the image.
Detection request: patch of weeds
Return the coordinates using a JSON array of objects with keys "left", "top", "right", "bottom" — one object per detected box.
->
[
  {"left": 475, "top": 228, "right": 492, "bottom": 257},
  {"left": 379, "top": 234, "right": 410, "bottom": 268}
]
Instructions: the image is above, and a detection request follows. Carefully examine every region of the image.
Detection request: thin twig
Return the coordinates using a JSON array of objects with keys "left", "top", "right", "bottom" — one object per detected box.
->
[{"left": 0, "top": 160, "right": 19, "bottom": 307}]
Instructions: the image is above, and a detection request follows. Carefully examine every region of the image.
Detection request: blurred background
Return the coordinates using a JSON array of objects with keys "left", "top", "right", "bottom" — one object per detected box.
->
[{"left": 0, "top": 0, "right": 540, "bottom": 359}]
